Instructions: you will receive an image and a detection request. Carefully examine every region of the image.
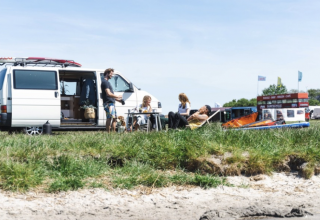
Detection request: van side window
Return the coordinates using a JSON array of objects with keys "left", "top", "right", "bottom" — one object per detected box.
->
[
  {"left": 287, "top": 110, "right": 295, "bottom": 118},
  {"left": 0, "top": 68, "right": 7, "bottom": 90},
  {"left": 13, "top": 70, "right": 57, "bottom": 90},
  {"left": 100, "top": 73, "right": 130, "bottom": 92},
  {"left": 297, "top": 110, "right": 304, "bottom": 114}
]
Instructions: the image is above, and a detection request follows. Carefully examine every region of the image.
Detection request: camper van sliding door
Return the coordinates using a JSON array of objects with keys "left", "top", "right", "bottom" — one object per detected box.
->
[{"left": 11, "top": 69, "right": 60, "bottom": 127}]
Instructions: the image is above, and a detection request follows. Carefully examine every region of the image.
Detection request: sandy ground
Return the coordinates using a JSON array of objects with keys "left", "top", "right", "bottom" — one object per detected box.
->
[{"left": 1, "top": 172, "right": 320, "bottom": 220}]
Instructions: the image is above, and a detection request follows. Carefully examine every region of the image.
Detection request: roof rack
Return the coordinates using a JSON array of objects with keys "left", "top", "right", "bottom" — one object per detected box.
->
[{"left": 0, "top": 57, "right": 82, "bottom": 68}]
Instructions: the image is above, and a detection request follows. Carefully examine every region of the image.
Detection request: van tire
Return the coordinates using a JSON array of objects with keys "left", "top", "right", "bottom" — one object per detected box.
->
[{"left": 22, "top": 127, "right": 43, "bottom": 135}]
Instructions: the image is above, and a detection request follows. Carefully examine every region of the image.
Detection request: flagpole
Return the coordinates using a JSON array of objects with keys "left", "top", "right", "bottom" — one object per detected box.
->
[
  {"left": 258, "top": 76, "right": 266, "bottom": 95},
  {"left": 298, "top": 71, "right": 302, "bottom": 92}
]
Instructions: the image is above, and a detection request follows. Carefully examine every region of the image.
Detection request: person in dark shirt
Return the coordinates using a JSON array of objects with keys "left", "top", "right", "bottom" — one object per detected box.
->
[{"left": 101, "top": 68, "right": 123, "bottom": 132}]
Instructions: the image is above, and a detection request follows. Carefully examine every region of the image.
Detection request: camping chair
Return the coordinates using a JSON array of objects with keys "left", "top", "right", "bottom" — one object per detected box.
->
[
  {"left": 139, "top": 118, "right": 152, "bottom": 132},
  {"left": 140, "top": 113, "right": 162, "bottom": 132},
  {"left": 186, "top": 110, "right": 220, "bottom": 130}
]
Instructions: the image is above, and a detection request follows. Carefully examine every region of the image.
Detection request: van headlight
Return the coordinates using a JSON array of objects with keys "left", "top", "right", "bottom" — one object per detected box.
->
[{"left": 158, "top": 102, "right": 162, "bottom": 108}]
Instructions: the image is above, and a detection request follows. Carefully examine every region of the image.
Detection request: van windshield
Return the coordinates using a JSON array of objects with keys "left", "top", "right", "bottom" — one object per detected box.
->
[
  {"left": 0, "top": 68, "right": 7, "bottom": 90},
  {"left": 100, "top": 73, "right": 131, "bottom": 92}
]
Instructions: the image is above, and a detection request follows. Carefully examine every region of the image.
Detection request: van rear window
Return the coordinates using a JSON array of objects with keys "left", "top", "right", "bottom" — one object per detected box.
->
[
  {"left": 13, "top": 70, "right": 57, "bottom": 90},
  {"left": 0, "top": 68, "right": 7, "bottom": 90}
]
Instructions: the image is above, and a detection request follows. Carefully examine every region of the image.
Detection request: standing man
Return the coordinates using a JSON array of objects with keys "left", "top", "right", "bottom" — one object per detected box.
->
[{"left": 101, "top": 68, "right": 123, "bottom": 132}]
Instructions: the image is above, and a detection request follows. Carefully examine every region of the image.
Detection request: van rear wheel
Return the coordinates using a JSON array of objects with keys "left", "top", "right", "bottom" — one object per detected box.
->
[{"left": 22, "top": 127, "right": 43, "bottom": 135}]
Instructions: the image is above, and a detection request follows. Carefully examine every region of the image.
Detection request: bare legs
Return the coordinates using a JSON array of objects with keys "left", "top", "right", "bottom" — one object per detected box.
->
[
  {"left": 106, "top": 118, "right": 117, "bottom": 133},
  {"left": 132, "top": 117, "right": 140, "bottom": 132}
]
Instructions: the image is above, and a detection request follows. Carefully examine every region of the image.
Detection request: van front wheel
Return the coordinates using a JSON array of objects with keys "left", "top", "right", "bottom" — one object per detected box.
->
[{"left": 22, "top": 127, "right": 43, "bottom": 135}]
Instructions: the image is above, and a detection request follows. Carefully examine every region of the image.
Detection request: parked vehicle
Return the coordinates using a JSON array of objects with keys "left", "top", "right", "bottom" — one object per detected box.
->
[
  {"left": 0, "top": 57, "right": 162, "bottom": 134},
  {"left": 308, "top": 106, "right": 320, "bottom": 119},
  {"left": 262, "top": 108, "right": 305, "bottom": 122}
]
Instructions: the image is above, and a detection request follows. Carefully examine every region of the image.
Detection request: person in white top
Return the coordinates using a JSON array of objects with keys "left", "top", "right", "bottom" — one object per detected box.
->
[
  {"left": 132, "top": 95, "right": 153, "bottom": 131},
  {"left": 168, "top": 93, "right": 191, "bottom": 129}
]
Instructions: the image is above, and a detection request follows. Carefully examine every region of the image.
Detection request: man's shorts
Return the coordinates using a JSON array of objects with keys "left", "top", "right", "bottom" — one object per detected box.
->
[{"left": 104, "top": 103, "right": 117, "bottom": 119}]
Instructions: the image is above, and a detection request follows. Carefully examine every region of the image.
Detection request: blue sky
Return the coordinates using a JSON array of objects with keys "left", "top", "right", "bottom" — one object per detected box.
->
[{"left": 1, "top": 0, "right": 320, "bottom": 113}]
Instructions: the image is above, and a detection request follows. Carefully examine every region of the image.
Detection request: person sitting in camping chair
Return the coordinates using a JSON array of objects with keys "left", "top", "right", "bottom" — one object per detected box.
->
[
  {"left": 187, "top": 105, "right": 212, "bottom": 130},
  {"left": 132, "top": 95, "right": 155, "bottom": 132}
]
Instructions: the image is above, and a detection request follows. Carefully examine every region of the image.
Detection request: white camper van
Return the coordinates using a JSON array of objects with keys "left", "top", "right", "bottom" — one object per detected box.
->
[
  {"left": 262, "top": 108, "right": 305, "bottom": 122},
  {"left": 0, "top": 57, "right": 162, "bottom": 134}
]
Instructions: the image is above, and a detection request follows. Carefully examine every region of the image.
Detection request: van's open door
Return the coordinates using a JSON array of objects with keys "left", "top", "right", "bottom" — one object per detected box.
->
[{"left": 10, "top": 68, "right": 61, "bottom": 127}]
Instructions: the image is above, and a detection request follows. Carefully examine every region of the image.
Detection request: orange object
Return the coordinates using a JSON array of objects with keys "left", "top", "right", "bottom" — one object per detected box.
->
[
  {"left": 222, "top": 112, "right": 258, "bottom": 128},
  {"left": 243, "top": 119, "right": 276, "bottom": 128},
  {"left": 305, "top": 112, "right": 310, "bottom": 121}
]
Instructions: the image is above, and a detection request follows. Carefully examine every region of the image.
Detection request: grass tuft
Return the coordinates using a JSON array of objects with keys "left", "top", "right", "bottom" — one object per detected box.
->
[
  {"left": 48, "top": 177, "right": 84, "bottom": 192},
  {"left": 0, "top": 161, "right": 43, "bottom": 191}
]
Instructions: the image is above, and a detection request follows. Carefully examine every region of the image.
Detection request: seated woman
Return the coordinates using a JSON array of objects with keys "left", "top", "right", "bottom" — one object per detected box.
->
[
  {"left": 132, "top": 95, "right": 153, "bottom": 131},
  {"left": 167, "top": 93, "right": 191, "bottom": 129},
  {"left": 187, "top": 105, "right": 211, "bottom": 130},
  {"left": 168, "top": 105, "right": 211, "bottom": 130}
]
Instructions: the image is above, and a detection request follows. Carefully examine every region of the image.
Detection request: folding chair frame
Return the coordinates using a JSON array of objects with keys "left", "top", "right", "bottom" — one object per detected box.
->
[
  {"left": 139, "top": 118, "right": 152, "bottom": 132},
  {"left": 186, "top": 110, "right": 220, "bottom": 129}
]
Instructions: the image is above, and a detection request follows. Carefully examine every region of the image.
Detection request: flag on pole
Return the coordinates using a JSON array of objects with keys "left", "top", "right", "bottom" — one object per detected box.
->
[
  {"left": 298, "top": 71, "right": 302, "bottom": 82},
  {"left": 258, "top": 75, "right": 266, "bottom": 81},
  {"left": 277, "top": 77, "right": 282, "bottom": 87}
]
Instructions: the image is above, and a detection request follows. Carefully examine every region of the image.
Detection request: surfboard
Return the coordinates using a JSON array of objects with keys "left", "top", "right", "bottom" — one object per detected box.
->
[{"left": 0, "top": 57, "right": 82, "bottom": 67}]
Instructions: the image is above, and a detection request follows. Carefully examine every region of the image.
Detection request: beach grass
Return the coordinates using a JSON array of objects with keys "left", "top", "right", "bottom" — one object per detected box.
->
[{"left": 0, "top": 120, "right": 319, "bottom": 192}]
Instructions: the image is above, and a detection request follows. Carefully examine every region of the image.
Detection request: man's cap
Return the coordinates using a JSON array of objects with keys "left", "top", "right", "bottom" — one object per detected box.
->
[{"left": 205, "top": 105, "right": 212, "bottom": 115}]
